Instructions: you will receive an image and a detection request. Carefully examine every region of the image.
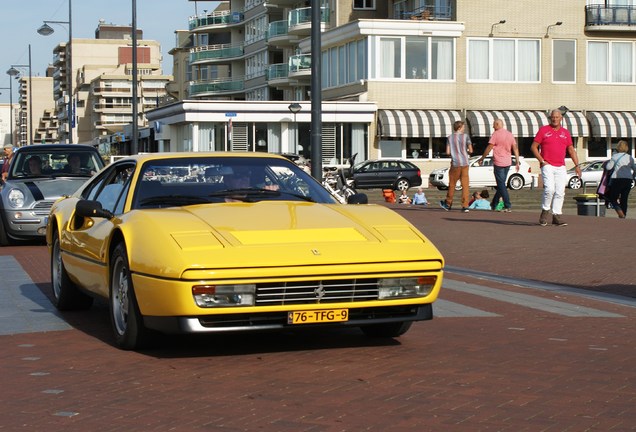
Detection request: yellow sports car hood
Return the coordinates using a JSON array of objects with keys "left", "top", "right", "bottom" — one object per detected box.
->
[{"left": 125, "top": 202, "right": 443, "bottom": 278}]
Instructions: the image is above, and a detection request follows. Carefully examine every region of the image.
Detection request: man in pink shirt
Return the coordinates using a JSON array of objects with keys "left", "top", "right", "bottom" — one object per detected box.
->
[
  {"left": 477, "top": 119, "right": 519, "bottom": 212},
  {"left": 531, "top": 109, "right": 581, "bottom": 226}
]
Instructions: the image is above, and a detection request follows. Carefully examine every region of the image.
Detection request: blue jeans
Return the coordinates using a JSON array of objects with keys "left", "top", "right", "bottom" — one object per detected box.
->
[{"left": 492, "top": 165, "right": 511, "bottom": 209}]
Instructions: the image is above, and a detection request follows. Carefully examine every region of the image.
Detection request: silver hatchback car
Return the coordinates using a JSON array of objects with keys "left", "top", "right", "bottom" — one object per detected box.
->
[{"left": 0, "top": 144, "right": 105, "bottom": 245}]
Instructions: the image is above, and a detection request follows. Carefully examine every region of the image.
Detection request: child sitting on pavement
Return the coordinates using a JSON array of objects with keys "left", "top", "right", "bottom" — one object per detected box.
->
[
  {"left": 469, "top": 189, "right": 492, "bottom": 210},
  {"left": 412, "top": 187, "right": 428, "bottom": 205},
  {"left": 398, "top": 190, "right": 412, "bottom": 204}
]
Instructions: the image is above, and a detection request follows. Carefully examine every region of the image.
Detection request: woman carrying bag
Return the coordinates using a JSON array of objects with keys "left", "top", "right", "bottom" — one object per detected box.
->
[{"left": 605, "top": 140, "right": 636, "bottom": 218}]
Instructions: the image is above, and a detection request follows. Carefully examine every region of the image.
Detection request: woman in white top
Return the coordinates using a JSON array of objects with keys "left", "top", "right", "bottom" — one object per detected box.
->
[{"left": 606, "top": 140, "right": 636, "bottom": 218}]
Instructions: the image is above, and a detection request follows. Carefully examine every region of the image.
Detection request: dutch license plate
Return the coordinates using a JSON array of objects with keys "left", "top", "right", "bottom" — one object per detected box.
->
[{"left": 287, "top": 309, "right": 349, "bottom": 325}]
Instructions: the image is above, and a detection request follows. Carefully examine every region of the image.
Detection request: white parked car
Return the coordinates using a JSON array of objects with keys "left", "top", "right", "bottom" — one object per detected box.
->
[
  {"left": 567, "top": 159, "right": 635, "bottom": 190},
  {"left": 428, "top": 156, "right": 534, "bottom": 191}
]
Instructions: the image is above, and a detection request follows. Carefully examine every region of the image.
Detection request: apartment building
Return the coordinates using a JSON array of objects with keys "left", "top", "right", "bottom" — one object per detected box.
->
[
  {"left": 0, "top": 104, "right": 16, "bottom": 146},
  {"left": 14, "top": 75, "right": 56, "bottom": 146},
  {"left": 147, "top": 0, "right": 636, "bottom": 173},
  {"left": 45, "top": 21, "right": 171, "bottom": 148}
]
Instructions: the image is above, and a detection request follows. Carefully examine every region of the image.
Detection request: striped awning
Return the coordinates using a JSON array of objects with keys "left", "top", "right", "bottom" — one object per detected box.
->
[
  {"left": 377, "top": 110, "right": 463, "bottom": 138},
  {"left": 561, "top": 112, "right": 589, "bottom": 137},
  {"left": 466, "top": 111, "right": 548, "bottom": 137},
  {"left": 586, "top": 111, "right": 636, "bottom": 138}
]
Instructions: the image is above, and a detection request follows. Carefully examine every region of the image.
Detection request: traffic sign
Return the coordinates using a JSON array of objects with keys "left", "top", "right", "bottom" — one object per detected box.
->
[{"left": 225, "top": 112, "right": 237, "bottom": 117}]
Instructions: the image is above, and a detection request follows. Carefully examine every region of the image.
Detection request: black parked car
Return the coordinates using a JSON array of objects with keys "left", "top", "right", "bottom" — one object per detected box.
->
[{"left": 349, "top": 159, "right": 422, "bottom": 190}]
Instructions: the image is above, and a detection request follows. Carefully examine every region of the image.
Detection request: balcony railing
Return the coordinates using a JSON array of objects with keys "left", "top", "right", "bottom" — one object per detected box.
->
[
  {"left": 586, "top": 5, "right": 636, "bottom": 27},
  {"left": 289, "top": 54, "right": 311, "bottom": 74},
  {"left": 190, "top": 43, "right": 245, "bottom": 63},
  {"left": 189, "top": 10, "right": 244, "bottom": 30},
  {"left": 189, "top": 77, "right": 245, "bottom": 96},
  {"left": 289, "top": 7, "right": 329, "bottom": 27},
  {"left": 268, "top": 20, "right": 289, "bottom": 39},
  {"left": 399, "top": 3, "right": 453, "bottom": 21},
  {"left": 267, "top": 64, "right": 289, "bottom": 81}
]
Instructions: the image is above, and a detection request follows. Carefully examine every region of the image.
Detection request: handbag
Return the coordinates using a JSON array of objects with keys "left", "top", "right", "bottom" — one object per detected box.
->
[{"left": 597, "top": 154, "right": 625, "bottom": 198}]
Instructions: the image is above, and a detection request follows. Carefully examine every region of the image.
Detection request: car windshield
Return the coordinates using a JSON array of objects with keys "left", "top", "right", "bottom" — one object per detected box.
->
[
  {"left": 9, "top": 149, "right": 104, "bottom": 179},
  {"left": 132, "top": 156, "right": 337, "bottom": 209}
]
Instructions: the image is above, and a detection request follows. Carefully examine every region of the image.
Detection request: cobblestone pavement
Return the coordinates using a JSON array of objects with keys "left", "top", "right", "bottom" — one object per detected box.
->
[{"left": 0, "top": 200, "right": 635, "bottom": 431}]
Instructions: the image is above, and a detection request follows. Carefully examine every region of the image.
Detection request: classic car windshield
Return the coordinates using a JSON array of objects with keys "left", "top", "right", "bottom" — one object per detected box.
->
[
  {"left": 133, "top": 156, "right": 337, "bottom": 208},
  {"left": 9, "top": 150, "right": 104, "bottom": 179}
]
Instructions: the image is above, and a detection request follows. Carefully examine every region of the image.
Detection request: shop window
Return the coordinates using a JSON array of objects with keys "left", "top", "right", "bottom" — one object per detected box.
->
[
  {"left": 431, "top": 137, "right": 446, "bottom": 158},
  {"left": 588, "top": 139, "right": 608, "bottom": 158},
  {"left": 406, "top": 138, "right": 427, "bottom": 159}
]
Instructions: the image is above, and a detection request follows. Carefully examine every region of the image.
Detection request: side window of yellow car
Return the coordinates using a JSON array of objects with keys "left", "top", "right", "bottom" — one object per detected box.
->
[{"left": 87, "top": 163, "right": 135, "bottom": 214}]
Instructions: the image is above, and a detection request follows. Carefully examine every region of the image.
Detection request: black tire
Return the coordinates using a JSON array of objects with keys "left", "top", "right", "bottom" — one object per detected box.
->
[
  {"left": 568, "top": 176, "right": 582, "bottom": 189},
  {"left": 50, "top": 232, "right": 93, "bottom": 310},
  {"left": 109, "top": 242, "right": 151, "bottom": 350},
  {"left": 0, "top": 220, "right": 10, "bottom": 246},
  {"left": 395, "top": 178, "right": 411, "bottom": 191},
  {"left": 361, "top": 321, "right": 413, "bottom": 338},
  {"left": 507, "top": 174, "right": 525, "bottom": 191}
]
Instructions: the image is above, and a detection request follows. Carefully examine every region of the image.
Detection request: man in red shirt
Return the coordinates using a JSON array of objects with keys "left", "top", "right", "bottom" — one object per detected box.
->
[
  {"left": 477, "top": 119, "right": 519, "bottom": 212},
  {"left": 531, "top": 109, "right": 581, "bottom": 226}
]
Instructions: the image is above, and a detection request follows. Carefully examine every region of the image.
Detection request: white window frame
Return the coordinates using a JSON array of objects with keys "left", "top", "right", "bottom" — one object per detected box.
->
[
  {"left": 354, "top": 0, "right": 376, "bottom": 10},
  {"left": 552, "top": 39, "right": 577, "bottom": 84},
  {"left": 587, "top": 40, "right": 636, "bottom": 84},
  {"left": 372, "top": 35, "right": 455, "bottom": 82},
  {"left": 467, "top": 38, "right": 541, "bottom": 83}
]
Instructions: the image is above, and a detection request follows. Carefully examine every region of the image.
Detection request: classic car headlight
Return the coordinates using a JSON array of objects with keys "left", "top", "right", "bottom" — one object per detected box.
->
[
  {"left": 378, "top": 276, "right": 437, "bottom": 299},
  {"left": 8, "top": 189, "right": 25, "bottom": 208},
  {"left": 192, "top": 284, "right": 256, "bottom": 307}
]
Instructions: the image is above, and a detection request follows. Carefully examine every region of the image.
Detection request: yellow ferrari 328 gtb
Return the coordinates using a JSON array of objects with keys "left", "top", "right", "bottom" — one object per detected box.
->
[{"left": 46, "top": 153, "right": 444, "bottom": 350}]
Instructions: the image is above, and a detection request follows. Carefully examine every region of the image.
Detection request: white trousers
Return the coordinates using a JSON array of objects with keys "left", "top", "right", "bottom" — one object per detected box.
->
[{"left": 541, "top": 164, "right": 567, "bottom": 215}]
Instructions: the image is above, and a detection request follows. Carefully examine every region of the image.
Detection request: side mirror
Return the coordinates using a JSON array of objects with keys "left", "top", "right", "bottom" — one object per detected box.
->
[
  {"left": 347, "top": 193, "right": 368, "bottom": 205},
  {"left": 75, "top": 199, "right": 114, "bottom": 220}
]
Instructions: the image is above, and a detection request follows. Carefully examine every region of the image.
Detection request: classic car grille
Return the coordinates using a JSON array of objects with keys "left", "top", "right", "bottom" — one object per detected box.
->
[
  {"left": 255, "top": 278, "right": 379, "bottom": 305},
  {"left": 32, "top": 200, "right": 55, "bottom": 216}
]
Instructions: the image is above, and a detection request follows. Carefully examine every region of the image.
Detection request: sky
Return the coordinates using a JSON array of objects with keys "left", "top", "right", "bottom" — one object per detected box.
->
[{"left": 0, "top": 0, "right": 220, "bottom": 104}]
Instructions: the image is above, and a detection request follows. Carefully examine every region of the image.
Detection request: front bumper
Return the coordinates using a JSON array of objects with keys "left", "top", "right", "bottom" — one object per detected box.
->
[
  {"left": 2, "top": 209, "right": 48, "bottom": 239},
  {"left": 428, "top": 173, "right": 448, "bottom": 188},
  {"left": 144, "top": 304, "right": 433, "bottom": 334}
]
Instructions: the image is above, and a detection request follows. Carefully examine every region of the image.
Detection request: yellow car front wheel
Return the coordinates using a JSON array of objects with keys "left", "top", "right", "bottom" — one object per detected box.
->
[{"left": 109, "top": 242, "right": 151, "bottom": 350}]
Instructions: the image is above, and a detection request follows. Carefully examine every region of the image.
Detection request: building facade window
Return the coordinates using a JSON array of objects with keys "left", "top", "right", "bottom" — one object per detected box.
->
[
  {"left": 373, "top": 36, "right": 454, "bottom": 81},
  {"left": 468, "top": 38, "right": 540, "bottom": 82},
  {"left": 354, "top": 0, "right": 375, "bottom": 10},
  {"left": 322, "top": 39, "right": 367, "bottom": 89},
  {"left": 588, "top": 40, "right": 635, "bottom": 83},
  {"left": 553, "top": 39, "right": 576, "bottom": 83},
  {"left": 246, "top": 52, "right": 267, "bottom": 80},
  {"left": 245, "top": 16, "right": 267, "bottom": 45},
  {"left": 171, "top": 121, "right": 367, "bottom": 165}
]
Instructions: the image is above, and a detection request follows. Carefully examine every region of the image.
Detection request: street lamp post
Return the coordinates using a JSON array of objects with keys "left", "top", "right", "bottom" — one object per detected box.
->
[
  {"left": 8, "top": 46, "right": 33, "bottom": 146},
  {"left": 37, "top": 0, "right": 73, "bottom": 143},
  {"left": 288, "top": 103, "right": 302, "bottom": 154},
  {"left": 131, "top": 0, "right": 139, "bottom": 154},
  {"left": 310, "top": 0, "right": 323, "bottom": 179},
  {"left": 0, "top": 85, "right": 13, "bottom": 146}
]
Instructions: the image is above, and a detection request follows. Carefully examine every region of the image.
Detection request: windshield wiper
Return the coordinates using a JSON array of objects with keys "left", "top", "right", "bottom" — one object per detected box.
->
[
  {"left": 209, "top": 188, "right": 315, "bottom": 203},
  {"left": 139, "top": 195, "right": 209, "bottom": 207},
  {"left": 209, "top": 187, "right": 281, "bottom": 196}
]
